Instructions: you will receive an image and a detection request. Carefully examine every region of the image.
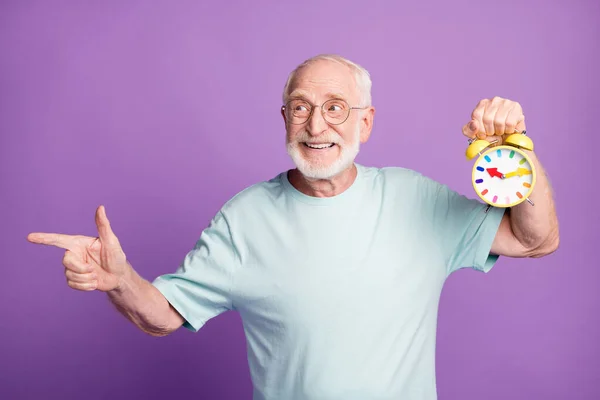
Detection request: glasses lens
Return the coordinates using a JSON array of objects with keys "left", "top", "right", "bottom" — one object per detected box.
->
[
  {"left": 322, "top": 99, "right": 350, "bottom": 125},
  {"left": 284, "top": 98, "right": 351, "bottom": 125},
  {"left": 286, "top": 99, "right": 312, "bottom": 124}
]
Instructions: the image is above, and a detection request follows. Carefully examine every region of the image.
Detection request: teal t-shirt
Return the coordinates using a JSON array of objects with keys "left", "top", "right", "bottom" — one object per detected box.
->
[{"left": 152, "top": 163, "right": 505, "bottom": 400}]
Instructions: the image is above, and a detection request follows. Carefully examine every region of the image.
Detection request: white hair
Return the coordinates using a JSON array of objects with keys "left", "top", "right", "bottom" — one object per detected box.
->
[{"left": 282, "top": 54, "right": 372, "bottom": 107}]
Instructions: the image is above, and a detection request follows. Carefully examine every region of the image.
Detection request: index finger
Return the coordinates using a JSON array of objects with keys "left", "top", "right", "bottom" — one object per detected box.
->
[
  {"left": 471, "top": 99, "right": 488, "bottom": 121},
  {"left": 471, "top": 100, "right": 488, "bottom": 139},
  {"left": 27, "top": 232, "right": 78, "bottom": 250}
]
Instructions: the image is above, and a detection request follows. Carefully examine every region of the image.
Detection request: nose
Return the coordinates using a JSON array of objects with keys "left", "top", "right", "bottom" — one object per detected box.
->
[{"left": 306, "top": 106, "right": 328, "bottom": 136}]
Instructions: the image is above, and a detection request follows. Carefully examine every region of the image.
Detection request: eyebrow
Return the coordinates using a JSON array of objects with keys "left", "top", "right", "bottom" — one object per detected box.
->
[{"left": 287, "top": 90, "right": 348, "bottom": 103}]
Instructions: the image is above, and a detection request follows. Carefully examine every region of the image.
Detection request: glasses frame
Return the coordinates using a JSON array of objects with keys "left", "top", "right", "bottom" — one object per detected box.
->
[{"left": 281, "top": 98, "right": 369, "bottom": 125}]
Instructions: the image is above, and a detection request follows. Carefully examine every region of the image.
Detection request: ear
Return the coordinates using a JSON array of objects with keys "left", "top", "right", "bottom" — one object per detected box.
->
[
  {"left": 359, "top": 106, "right": 376, "bottom": 143},
  {"left": 281, "top": 106, "right": 287, "bottom": 125}
]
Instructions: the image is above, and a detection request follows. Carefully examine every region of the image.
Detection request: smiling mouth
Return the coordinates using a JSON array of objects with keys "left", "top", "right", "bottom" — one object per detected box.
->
[{"left": 303, "top": 143, "right": 335, "bottom": 149}]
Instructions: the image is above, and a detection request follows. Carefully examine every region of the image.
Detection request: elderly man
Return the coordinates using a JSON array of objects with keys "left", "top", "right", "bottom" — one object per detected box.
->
[{"left": 28, "top": 54, "right": 559, "bottom": 400}]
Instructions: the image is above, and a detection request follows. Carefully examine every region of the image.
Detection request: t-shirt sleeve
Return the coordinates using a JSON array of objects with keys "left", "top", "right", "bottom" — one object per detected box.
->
[
  {"left": 151, "top": 210, "right": 239, "bottom": 332},
  {"left": 419, "top": 174, "right": 506, "bottom": 276}
]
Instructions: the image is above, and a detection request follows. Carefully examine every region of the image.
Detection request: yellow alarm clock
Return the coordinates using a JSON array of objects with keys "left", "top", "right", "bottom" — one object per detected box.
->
[{"left": 466, "top": 131, "right": 536, "bottom": 208}]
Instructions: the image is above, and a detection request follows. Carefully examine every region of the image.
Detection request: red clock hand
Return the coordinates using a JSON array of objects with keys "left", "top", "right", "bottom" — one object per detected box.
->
[{"left": 486, "top": 168, "right": 504, "bottom": 179}]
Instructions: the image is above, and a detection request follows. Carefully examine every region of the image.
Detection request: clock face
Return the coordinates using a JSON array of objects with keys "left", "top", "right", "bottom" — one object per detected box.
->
[{"left": 472, "top": 146, "right": 535, "bottom": 207}]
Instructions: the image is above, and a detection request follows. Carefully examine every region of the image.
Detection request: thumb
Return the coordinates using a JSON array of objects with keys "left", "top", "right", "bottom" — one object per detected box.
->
[
  {"left": 95, "top": 205, "right": 119, "bottom": 246},
  {"left": 462, "top": 119, "right": 479, "bottom": 139}
]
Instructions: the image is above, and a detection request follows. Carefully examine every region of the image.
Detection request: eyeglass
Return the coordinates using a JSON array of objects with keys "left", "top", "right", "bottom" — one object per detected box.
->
[{"left": 282, "top": 98, "right": 368, "bottom": 125}]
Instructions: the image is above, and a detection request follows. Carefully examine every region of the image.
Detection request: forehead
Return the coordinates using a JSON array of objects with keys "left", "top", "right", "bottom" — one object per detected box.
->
[{"left": 287, "top": 60, "right": 358, "bottom": 102}]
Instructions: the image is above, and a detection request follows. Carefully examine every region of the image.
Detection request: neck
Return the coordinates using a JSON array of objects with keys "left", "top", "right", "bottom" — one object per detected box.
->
[{"left": 288, "top": 164, "right": 357, "bottom": 197}]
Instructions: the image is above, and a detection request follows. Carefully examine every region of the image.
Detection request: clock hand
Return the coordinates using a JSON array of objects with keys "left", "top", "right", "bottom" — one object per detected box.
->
[
  {"left": 504, "top": 168, "right": 532, "bottom": 178},
  {"left": 486, "top": 168, "right": 505, "bottom": 179}
]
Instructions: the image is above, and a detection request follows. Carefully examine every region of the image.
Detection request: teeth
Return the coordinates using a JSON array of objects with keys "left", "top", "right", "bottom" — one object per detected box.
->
[{"left": 306, "top": 143, "right": 333, "bottom": 149}]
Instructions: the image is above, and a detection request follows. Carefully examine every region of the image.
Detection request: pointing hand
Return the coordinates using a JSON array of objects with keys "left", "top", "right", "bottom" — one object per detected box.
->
[{"left": 27, "top": 205, "right": 130, "bottom": 292}]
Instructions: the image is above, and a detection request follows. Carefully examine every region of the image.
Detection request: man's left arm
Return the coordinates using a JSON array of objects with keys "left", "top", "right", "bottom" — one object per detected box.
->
[{"left": 463, "top": 97, "right": 560, "bottom": 259}]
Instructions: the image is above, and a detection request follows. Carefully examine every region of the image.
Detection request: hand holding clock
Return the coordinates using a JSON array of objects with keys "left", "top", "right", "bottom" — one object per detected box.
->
[
  {"left": 461, "top": 96, "right": 526, "bottom": 143},
  {"left": 463, "top": 96, "right": 536, "bottom": 208}
]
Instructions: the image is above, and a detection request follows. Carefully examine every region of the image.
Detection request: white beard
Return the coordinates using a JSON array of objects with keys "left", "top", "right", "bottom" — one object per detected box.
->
[{"left": 286, "top": 124, "right": 360, "bottom": 180}]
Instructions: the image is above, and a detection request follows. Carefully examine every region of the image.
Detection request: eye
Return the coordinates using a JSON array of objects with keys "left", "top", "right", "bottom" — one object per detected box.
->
[
  {"left": 289, "top": 100, "right": 311, "bottom": 112},
  {"left": 324, "top": 99, "right": 348, "bottom": 113}
]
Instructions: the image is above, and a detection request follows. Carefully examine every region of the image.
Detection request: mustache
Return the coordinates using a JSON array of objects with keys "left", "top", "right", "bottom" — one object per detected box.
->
[{"left": 292, "top": 130, "right": 343, "bottom": 144}]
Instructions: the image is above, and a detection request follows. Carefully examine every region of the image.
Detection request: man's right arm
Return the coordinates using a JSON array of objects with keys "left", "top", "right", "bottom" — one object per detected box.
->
[{"left": 108, "top": 262, "right": 184, "bottom": 337}]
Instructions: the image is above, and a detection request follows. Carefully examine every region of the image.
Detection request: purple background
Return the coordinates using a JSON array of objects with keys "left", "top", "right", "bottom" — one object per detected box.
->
[{"left": 1, "top": 1, "right": 598, "bottom": 399}]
